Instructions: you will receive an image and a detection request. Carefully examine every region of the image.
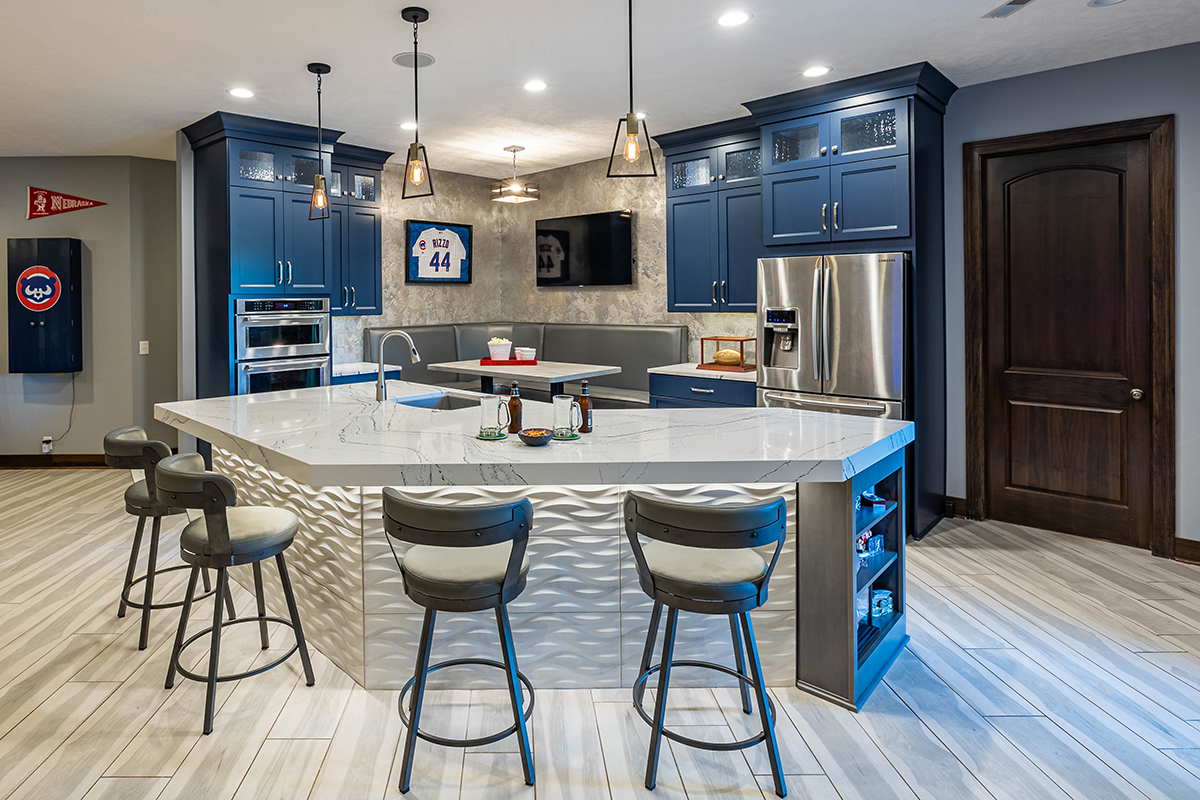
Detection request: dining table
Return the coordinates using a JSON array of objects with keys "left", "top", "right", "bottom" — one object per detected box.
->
[{"left": 425, "top": 358, "right": 621, "bottom": 397}]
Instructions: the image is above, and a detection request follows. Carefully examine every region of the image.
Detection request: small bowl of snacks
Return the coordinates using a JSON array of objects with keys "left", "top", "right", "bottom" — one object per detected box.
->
[
  {"left": 488, "top": 337, "right": 512, "bottom": 360},
  {"left": 517, "top": 427, "right": 554, "bottom": 447}
]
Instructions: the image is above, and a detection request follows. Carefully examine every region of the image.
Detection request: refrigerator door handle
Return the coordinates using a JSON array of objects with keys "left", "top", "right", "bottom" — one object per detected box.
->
[
  {"left": 822, "top": 263, "right": 832, "bottom": 381},
  {"left": 811, "top": 264, "right": 822, "bottom": 381},
  {"left": 763, "top": 392, "right": 889, "bottom": 414}
]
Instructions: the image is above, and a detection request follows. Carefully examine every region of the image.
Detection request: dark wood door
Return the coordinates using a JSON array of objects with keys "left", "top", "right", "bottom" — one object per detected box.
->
[{"left": 982, "top": 139, "right": 1152, "bottom": 547}]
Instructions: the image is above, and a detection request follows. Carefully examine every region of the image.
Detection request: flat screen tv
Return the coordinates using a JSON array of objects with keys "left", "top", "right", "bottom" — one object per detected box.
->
[{"left": 535, "top": 210, "right": 632, "bottom": 287}]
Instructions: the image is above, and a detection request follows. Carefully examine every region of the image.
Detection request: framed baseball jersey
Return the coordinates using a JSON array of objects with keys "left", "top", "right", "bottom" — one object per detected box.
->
[{"left": 405, "top": 220, "right": 473, "bottom": 283}]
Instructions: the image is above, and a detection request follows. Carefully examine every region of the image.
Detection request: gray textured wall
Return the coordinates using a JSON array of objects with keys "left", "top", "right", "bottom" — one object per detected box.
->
[
  {"left": 0, "top": 156, "right": 178, "bottom": 455},
  {"left": 332, "top": 151, "right": 753, "bottom": 365},
  {"left": 943, "top": 42, "right": 1199, "bottom": 539}
]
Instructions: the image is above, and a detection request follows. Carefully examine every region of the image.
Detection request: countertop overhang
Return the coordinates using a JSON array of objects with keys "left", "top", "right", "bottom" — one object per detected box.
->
[{"left": 155, "top": 382, "right": 914, "bottom": 487}]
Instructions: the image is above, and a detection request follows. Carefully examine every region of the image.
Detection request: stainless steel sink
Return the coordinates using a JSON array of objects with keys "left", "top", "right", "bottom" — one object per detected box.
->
[{"left": 393, "top": 389, "right": 485, "bottom": 411}]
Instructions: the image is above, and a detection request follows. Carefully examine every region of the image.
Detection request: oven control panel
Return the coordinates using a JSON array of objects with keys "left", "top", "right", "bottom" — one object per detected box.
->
[{"left": 236, "top": 298, "right": 328, "bottom": 314}]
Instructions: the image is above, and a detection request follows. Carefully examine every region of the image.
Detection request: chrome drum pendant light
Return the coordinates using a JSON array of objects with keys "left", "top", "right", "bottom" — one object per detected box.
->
[
  {"left": 491, "top": 146, "right": 539, "bottom": 203},
  {"left": 606, "top": 0, "right": 656, "bottom": 178},
  {"left": 401, "top": 6, "right": 434, "bottom": 199},
  {"left": 307, "top": 62, "right": 332, "bottom": 220}
]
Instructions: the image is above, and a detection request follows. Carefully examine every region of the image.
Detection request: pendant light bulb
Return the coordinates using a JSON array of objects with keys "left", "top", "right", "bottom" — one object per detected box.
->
[
  {"left": 623, "top": 114, "right": 641, "bottom": 163},
  {"left": 311, "top": 174, "right": 329, "bottom": 210},
  {"left": 407, "top": 142, "right": 426, "bottom": 186}
]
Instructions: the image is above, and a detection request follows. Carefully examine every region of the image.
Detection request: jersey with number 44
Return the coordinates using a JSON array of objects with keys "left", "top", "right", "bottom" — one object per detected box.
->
[{"left": 412, "top": 228, "right": 467, "bottom": 279}]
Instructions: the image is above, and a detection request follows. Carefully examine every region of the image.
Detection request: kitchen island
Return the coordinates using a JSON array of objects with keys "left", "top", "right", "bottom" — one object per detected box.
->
[{"left": 156, "top": 380, "right": 913, "bottom": 710}]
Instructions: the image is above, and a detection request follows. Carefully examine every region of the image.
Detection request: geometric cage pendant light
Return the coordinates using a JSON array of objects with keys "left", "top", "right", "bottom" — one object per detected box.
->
[
  {"left": 307, "top": 62, "right": 332, "bottom": 220},
  {"left": 401, "top": 6, "right": 434, "bottom": 199},
  {"left": 606, "top": 0, "right": 656, "bottom": 178}
]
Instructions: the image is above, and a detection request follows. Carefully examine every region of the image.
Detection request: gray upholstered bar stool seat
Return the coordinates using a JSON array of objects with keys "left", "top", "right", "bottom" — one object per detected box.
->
[
  {"left": 382, "top": 490, "right": 535, "bottom": 794},
  {"left": 103, "top": 426, "right": 233, "bottom": 651},
  {"left": 156, "top": 453, "right": 315, "bottom": 735},
  {"left": 626, "top": 491, "right": 788, "bottom": 798}
]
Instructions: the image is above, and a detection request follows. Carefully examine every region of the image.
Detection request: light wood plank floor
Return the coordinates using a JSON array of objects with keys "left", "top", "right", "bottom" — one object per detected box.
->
[{"left": 4, "top": 468, "right": 1200, "bottom": 799}]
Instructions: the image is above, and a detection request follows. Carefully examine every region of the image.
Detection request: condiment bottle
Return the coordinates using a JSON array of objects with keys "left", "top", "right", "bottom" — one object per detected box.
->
[
  {"left": 507, "top": 381, "right": 523, "bottom": 433},
  {"left": 578, "top": 380, "right": 594, "bottom": 433}
]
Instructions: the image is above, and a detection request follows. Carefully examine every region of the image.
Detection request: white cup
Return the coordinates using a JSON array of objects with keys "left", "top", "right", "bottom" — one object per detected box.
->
[
  {"left": 553, "top": 395, "right": 582, "bottom": 438},
  {"left": 514, "top": 347, "right": 536, "bottom": 361},
  {"left": 487, "top": 341, "right": 512, "bottom": 360},
  {"left": 479, "top": 395, "right": 511, "bottom": 437}
]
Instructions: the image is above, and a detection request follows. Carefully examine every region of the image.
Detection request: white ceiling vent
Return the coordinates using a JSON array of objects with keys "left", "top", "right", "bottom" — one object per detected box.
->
[{"left": 984, "top": 0, "right": 1038, "bottom": 18}]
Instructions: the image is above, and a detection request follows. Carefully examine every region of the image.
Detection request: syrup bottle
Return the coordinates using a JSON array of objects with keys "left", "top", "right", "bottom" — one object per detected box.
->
[
  {"left": 578, "top": 380, "right": 594, "bottom": 433},
  {"left": 507, "top": 381, "right": 523, "bottom": 433}
]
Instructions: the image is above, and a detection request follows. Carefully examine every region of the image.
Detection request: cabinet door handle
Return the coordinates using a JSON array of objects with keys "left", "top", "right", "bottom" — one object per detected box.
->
[
  {"left": 350, "top": 286, "right": 356, "bottom": 306},
  {"left": 822, "top": 203, "right": 827, "bottom": 231},
  {"left": 832, "top": 202, "right": 839, "bottom": 230},
  {"left": 720, "top": 280, "right": 727, "bottom": 304},
  {"left": 342, "top": 286, "right": 348, "bottom": 306},
  {"left": 820, "top": 146, "right": 827, "bottom": 157},
  {"left": 286, "top": 261, "right": 293, "bottom": 284},
  {"left": 690, "top": 387, "right": 715, "bottom": 394},
  {"left": 710, "top": 175, "right": 716, "bottom": 182},
  {"left": 277, "top": 261, "right": 283, "bottom": 284},
  {"left": 831, "top": 144, "right": 839, "bottom": 155},
  {"left": 711, "top": 281, "right": 718, "bottom": 304}
]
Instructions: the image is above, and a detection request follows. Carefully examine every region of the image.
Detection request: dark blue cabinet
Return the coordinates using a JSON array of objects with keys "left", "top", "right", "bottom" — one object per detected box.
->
[
  {"left": 761, "top": 116, "right": 828, "bottom": 174},
  {"left": 649, "top": 373, "right": 756, "bottom": 408},
  {"left": 329, "top": 205, "right": 348, "bottom": 313},
  {"left": 831, "top": 156, "right": 910, "bottom": 240},
  {"left": 666, "top": 194, "right": 720, "bottom": 311},
  {"left": 718, "top": 186, "right": 763, "bottom": 312},
  {"left": 717, "top": 141, "right": 762, "bottom": 189},
  {"left": 228, "top": 139, "right": 283, "bottom": 191},
  {"left": 229, "top": 188, "right": 285, "bottom": 293},
  {"left": 284, "top": 195, "right": 331, "bottom": 291},
  {"left": 665, "top": 148, "right": 720, "bottom": 198},
  {"left": 829, "top": 99, "right": 908, "bottom": 164},
  {"left": 346, "top": 166, "right": 382, "bottom": 207},
  {"left": 345, "top": 207, "right": 383, "bottom": 314},
  {"left": 763, "top": 169, "right": 830, "bottom": 245}
]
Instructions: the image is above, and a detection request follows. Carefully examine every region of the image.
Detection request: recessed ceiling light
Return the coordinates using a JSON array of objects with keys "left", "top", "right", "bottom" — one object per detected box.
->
[
  {"left": 718, "top": 10, "right": 751, "bottom": 26},
  {"left": 228, "top": 87, "right": 254, "bottom": 99},
  {"left": 1087, "top": 0, "right": 1126, "bottom": 6},
  {"left": 524, "top": 79, "right": 548, "bottom": 92},
  {"left": 392, "top": 52, "right": 436, "bottom": 69},
  {"left": 400, "top": 121, "right": 418, "bottom": 131},
  {"left": 803, "top": 65, "right": 831, "bottom": 78}
]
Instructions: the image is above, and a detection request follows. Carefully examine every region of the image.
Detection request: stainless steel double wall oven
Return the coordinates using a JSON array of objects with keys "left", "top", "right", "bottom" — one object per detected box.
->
[{"left": 233, "top": 298, "right": 330, "bottom": 394}]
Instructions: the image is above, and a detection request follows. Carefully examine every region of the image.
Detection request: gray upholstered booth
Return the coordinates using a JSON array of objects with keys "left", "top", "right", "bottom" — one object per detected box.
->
[{"left": 364, "top": 322, "right": 687, "bottom": 407}]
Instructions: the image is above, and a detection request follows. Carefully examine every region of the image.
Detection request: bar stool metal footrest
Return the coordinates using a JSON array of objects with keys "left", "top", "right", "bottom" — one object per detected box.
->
[
  {"left": 171, "top": 616, "right": 299, "bottom": 684},
  {"left": 398, "top": 657, "right": 534, "bottom": 748},
  {"left": 634, "top": 659, "right": 777, "bottom": 751},
  {"left": 120, "top": 564, "right": 217, "bottom": 611}
]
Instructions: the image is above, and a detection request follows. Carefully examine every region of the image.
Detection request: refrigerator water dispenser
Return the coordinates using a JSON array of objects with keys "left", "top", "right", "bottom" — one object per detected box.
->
[{"left": 762, "top": 308, "right": 800, "bottom": 370}]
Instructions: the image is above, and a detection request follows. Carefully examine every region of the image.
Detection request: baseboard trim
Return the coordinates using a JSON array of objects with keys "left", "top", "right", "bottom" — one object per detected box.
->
[
  {"left": 0, "top": 453, "right": 107, "bottom": 469},
  {"left": 1175, "top": 538, "right": 1200, "bottom": 565}
]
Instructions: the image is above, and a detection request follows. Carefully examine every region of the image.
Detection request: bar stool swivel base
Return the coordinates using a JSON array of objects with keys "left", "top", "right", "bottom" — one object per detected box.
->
[
  {"left": 398, "top": 657, "right": 534, "bottom": 748},
  {"left": 633, "top": 660, "right": 777, "bottom": 752}
]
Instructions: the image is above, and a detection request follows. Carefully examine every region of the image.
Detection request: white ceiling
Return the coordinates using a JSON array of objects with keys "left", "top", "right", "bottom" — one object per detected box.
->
[{"left": 2, "top": 0, "right": 1197, "bottom": 178}]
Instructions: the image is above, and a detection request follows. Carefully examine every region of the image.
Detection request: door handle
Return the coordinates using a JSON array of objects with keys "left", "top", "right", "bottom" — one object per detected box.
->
[
  {"left": 811, "top": 265, "right": 821, "bottom": 381},
  {"left": 350, "top": 286, "right": 356, "bottom": 307},
  {"left": 821, "top": 146, "right": 827, "bottom": 156},
  {"left": 720, "top": 281, "right": 727, "bottom": 304},
  {"left": 1131, "top": 388, "right": 1145, "bottom": 400},
  {"left": 822, "top": 203, "right": 827, "bottom": 231},
  {"left": 831, "top": 145, "right": 839, "bottom": 155},
  {"left": 690, "top": 387, "right": 715, "bottom": 394},
  {"left": 764, "top": 392, "right": 887, "bottom": 414},
  {"left": 822, "top": 264, "right": 832, "bottom": 381},
  {"left": 342, "top": 286, "right": 348, "bottom": 306},
  {"left": 286, "top": 261, "right": 293, "bottom": 284},
  {"left": 277, "top": 261, "right": 283, "bottom": 284},
  {"left": 712, "top": 281, "right": 718, "bottom": 304},
  {"left": 832, "top": 202, "right": 839, "bottom": 230}
]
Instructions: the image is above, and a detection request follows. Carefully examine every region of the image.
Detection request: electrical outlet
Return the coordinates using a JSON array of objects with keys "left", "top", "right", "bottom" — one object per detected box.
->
[
  {"left": 42, "top": 436, "right": 52, "bottom": 454},
  {"left": 139, "top": 340, "right": 150, "bottom": 355}
]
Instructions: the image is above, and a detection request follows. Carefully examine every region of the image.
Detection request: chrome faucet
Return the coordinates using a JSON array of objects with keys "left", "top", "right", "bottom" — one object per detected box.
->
[{"left": 377, "top": 330, "right": 421, "bottom": 402}]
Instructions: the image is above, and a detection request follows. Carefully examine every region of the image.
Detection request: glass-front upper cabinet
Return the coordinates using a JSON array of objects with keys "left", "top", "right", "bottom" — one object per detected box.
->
[
  {"left": 665, "top": 148, "right": 719, "bottom": 197},
  {"left": 347, "top": 166, "right": 382, "bottom": 207},
  {"left": 282, "top": 149, "right": 333, "bottom": 195},
  {"left": 761, "top": 116, "right": 829, "bottom": 174},
  {"left": 228, "top": 140, "right": 282, "bottom": 189},
  {"left": 717, "top": 141, "right": 762, "bottom": 189},
  {"left": 328, "top": 165, "right": 348, "bottom": 204},
  {"left": 829, "top": 99, "right": 909, "bottom": 164}
]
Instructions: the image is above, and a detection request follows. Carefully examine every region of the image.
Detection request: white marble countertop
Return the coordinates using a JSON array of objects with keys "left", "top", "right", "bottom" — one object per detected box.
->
[
  {"left": 648, "top": 363, "right": 758, "bottom": 383},
  {"left": 333, "top": 362, "right": 402, "bottom": 377},
  {"left": 155, "top": 381, "right": 913, "bottom": 487},
  {"left": 427, "top": 359, "right": 621, "bottom": 383}
]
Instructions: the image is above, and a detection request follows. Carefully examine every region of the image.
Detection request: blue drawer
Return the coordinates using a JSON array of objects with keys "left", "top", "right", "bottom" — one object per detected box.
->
[
  {"left": 332, "top": 367, "right": 401, "bottom": 386},
  {"left": 649, "top": 373, "right": 756, "bottom": 406}
]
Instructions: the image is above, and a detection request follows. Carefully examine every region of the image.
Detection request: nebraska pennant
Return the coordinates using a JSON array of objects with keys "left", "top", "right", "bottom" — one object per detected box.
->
[{"left": 27, "top": 186, "right": 106, "bottom": 220}]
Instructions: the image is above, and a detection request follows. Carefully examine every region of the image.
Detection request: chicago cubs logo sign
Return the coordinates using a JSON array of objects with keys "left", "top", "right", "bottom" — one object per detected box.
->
[{"left": 16, "top": 265, "right": 61, "bottom": 312}]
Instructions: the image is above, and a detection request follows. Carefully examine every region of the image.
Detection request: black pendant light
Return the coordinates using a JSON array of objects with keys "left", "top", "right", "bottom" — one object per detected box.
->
[
  {"left": 307, "top": 62, "right": 332, "bottom": 220},
  {"left": 606, "top": 0, "right": 656, "bottom": 179},
  {"left": 401, "top": 6, "right": 434, "bottom": 199}
]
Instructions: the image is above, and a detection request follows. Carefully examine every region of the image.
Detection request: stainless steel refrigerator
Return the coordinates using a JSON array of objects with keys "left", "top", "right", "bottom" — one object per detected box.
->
[{"left": 757, "top": 253, "right": 905, "bottom": 417}]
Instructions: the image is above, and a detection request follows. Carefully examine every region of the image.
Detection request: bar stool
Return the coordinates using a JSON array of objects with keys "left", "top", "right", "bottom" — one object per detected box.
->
[
  {"left": 102, "top": 426, "right": 234, "bottom": 650},
  {"left": 625, "top": 491, "right": 788, "bottom": 798},
  {"left": 382, "top": 490, "right": 535, "bottom": 794},
  {"left": 155, "top": 453, "right": 315, "bottom": 734}
]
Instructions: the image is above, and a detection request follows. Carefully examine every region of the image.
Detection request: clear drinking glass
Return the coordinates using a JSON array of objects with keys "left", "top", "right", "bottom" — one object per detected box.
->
[
  {"left": 553, "top": 395, "right": 582, "bottom": 438},
  {"left": 479, "top": 395, "right": 511, "bottom": 438}
]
